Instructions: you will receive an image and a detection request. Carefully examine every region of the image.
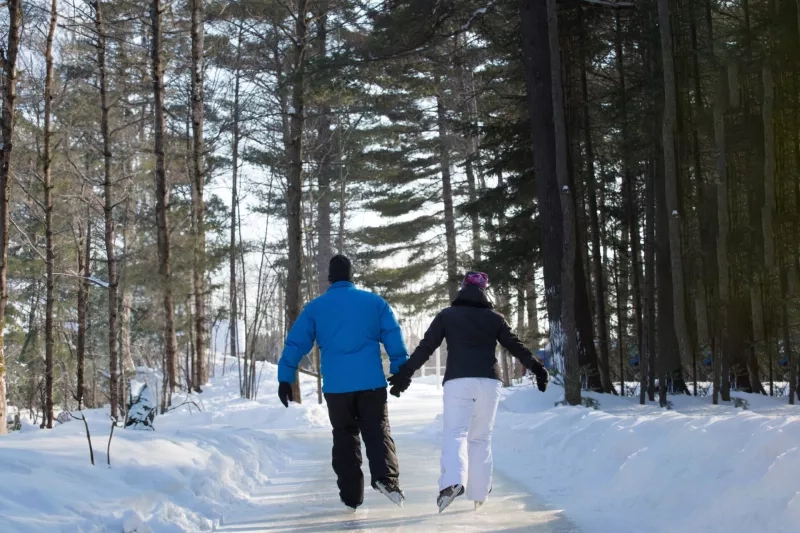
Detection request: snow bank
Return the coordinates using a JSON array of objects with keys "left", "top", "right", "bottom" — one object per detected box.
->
[
  {"left": 0, "top": 359, "right": 327, "bottom": 532},
  {"left": 419, "top": 381, "right": 800, "bottom": 533}
]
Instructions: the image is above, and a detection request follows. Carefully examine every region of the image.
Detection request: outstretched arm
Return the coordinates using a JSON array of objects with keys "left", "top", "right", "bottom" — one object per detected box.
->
[
  {"left": 278, "top": 306, "right": 315, "bottom": 384},
  {"left": 379, "top": 299, "right": 409, "bottom": 374},
  {"left": 497, "top": 318, "right": 546, "bottom": 375},
  {"left": 404, "top": 313, "right": 445, "bottom": 374}
]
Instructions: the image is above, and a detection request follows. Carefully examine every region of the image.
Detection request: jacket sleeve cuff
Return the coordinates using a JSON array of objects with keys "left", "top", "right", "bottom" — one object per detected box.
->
[
  {"left": 277, "top": 362, "right": 297, "bottom": 384},
  {"left": 389, "top": 355, "right": 409, "bottom": 375}
]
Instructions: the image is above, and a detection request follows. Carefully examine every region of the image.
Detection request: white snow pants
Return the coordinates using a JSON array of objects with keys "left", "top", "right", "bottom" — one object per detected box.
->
[{"left": 439, "top": 377, "right": 502, "bottom": 502}]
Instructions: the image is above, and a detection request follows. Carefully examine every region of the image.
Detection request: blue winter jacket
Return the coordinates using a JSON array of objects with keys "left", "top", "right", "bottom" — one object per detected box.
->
[{"left": 277, "top": 281, "right": 409, "bottom": 394}]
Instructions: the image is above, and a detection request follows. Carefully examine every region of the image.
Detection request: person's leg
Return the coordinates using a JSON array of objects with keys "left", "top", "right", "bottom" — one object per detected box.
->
[
  {"left": 439, "top": 378, "right": 475, "bottom": 492},
  {"left": 355, "top": 387, "right": 399, "bottom": 488},
  {"left": 466, "top": 378, "right": 501, "bottom": 502},
  {"left": 324, "top": 392, "right": 363, "bottom": 507}
]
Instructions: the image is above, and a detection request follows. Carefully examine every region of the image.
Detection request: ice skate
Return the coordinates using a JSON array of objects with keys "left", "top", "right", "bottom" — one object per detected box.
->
[
  {"left": 437, "top": 484, "right": 465, "bottom": 513},
  {"left": 373, "top": 479, "right": 405, "bottom": 508}
]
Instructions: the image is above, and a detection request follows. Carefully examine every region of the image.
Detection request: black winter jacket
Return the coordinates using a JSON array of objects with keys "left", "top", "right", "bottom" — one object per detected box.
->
[{"left": 404, "top": 285, "right": 546, "bottom": 384}]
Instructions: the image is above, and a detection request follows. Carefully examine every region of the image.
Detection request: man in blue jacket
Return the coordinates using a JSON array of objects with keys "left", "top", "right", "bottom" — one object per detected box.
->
[{"left": 277, "top": 255, "right": 409, "bottom": 511}]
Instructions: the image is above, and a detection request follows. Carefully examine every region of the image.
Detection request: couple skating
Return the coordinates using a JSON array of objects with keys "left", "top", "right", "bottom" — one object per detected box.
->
[{"left": 277, "top": 255, "right": 549, "bottom": 513}]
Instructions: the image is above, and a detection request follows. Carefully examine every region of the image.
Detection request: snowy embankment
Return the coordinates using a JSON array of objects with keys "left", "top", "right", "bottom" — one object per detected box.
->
[
  {"left": 2, "top": 361, "right": 798, "bottom": 533},
  {"left": 0, "top": 360, "right": 327, "bottom": 532},
  {"left": 416, "top": 378, "right": 800, "bottom": 533}
]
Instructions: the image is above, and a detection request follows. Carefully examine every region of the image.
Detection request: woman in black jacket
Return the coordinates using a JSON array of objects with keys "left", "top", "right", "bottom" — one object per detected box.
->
[{"left": 388, "top": 272, "right": 549, "bottom": 513}]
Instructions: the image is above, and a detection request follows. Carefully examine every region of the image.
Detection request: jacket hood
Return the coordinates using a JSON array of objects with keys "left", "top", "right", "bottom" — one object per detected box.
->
[{"left": 451, "top": 285, "right": 494, "bottom": 309}]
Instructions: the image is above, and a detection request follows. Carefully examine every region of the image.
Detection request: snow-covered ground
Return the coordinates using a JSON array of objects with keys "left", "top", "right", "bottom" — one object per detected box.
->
[{"left": 1, "top": 359, "right": 798, "bottom": 533}]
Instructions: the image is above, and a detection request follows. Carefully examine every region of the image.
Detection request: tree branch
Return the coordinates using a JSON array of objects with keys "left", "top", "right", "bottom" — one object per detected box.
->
[{"left": 10, "top": 217, "right": 48, "bottom": 262}]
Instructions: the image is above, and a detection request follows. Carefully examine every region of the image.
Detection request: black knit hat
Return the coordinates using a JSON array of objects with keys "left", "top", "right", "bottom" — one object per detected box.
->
[{"left": 328, "top": 255, "right": 353, "bottom": 283}]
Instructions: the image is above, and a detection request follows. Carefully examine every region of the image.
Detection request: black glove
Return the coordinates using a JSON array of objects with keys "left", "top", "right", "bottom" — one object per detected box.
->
[
  {"left": 278, "top": 382, "right": 294, "bottom": 407},
  {"left": 387, "top": 365, "right": 413, "bottom": 397},
  {"left": 533, "top": 367, "right": 549, "bottom": 393}
]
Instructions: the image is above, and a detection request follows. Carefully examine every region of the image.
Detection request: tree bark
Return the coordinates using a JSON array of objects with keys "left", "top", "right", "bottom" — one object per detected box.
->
[
  {"left": 643, "top": 150, "right": 658, "bottom": 403},
  {"left": 516, "top": 282, "right": 527, "bottom": 378},
  {"left": 520, "top": 0, "right": 565, "bottom": 383},
  {"left": 315, "top": 0, "right": 333, "bottom": 296},
  {"left": 314, "top": 1, "right": 332, "bottom": 406},
  {"left": 547, "top": 0, "right": 580, "bottom": 405},
  {"left": 656, "top": 161, "right": 680, "bottom": 405},
  {"left": 94, "top": 0, "right": 121, "bottom": 419},
  {"left": 525, "top": 269, "right": 539, "bottom": 350},
  {"left": 781, "top": 261, "right": 795, "bottom": 405},
  {"left": 76, "top": 216, "right": 91, "bottom": 409},
  {"left": 0, "top": 0, "right": 21, "bottom": 436},
  {"left": 713, "top": 73, "right": 730, "bottom": 405},
  {"left": 762, "top": 66, "right": 781, "bottom": 404},
  {"left": 656, "top": 0, "right": 692, "bottom": 400},
  {"left": 436, "top": 75, "right": 459, "bottom": 302},
  {"left": 579, "top": 9, "right": 612, "bottom": 393},
  {"left": 456, "top": 38, "right": 482, "bottom": 263},
  {"left": 616, "top": 10, "right": 642, "bottom": 392},
  {"left": 230, "top": 29, "right": 242, "bottom": 395},
  {"left": 150, "top": 0, "right": 178, "bottom": 404},
  {"left": 43, "top": 0, "right": 58, "bottom": 429},
  {"left": 119, "top": 191, "right": 136, "bottom": 378},
  {"left": 190, "top": 0, "right": 207, "bottom": 391},
  {"left": 285, "top": 0, "right": 309, "bottom": 404}
]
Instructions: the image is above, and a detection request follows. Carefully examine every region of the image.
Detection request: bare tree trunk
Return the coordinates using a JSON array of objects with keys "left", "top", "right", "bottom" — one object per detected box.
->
[
  {"left": 643, "top": 155, "right": 657, "bottom": 404},
  {"left": 781, "top": 261, "right": 795, "bottom": 405},
  {"left": 616, "top": 11, "right": 644, "bottom": 380},
  {"left": 315, "top": 1, "right": 333, "bottom": 295},
  {"left": 547, "top": 0, "right": 579, "bottom": 405},
  {"left": 713, "top": 74, "right": 730, "bottom": 405},
  {"left": 337, "top": 120, "right": 346, "bottom": 255},
  {"left": 94, "top": 0, "right": 120, "bottom": 419},
  {"left": 436, "top": 76, "right": 459, "bottom": 302},
  {"left": 579, "top": 9, "right": 612, "bottom": 394},
  {"left": 190, "top": 0, "right": 207, "bottom": 391},
  {"left": 285, "top": 0, "right": 309, "bottom": 404},
  {"left": 615, "top": 246, "right": 627, "bottom": 395},
  {"left": 43, "top": 0, "right": 58, "bottom": 429},
  {"left": 119, "top": 193, "right": 136, "bottom": 377},
  {"left": 525, "top": 269, "right": 538, "bottom": 349},
  {"left": 150, "top": 0, "right": 178, "bottom": 400},
  {"left": 762, "top": 67, "right": 783, "bottom": 404},
  {"left": 456, "top": 38, "right": 482, "bottom": 263},
  {"left": 314, "top": 1, "right": 332, "bottom": 406},
  {"left": 76, "top": 217, "right": 91, "bottom": 410},
  {"left": 656, "top": 0, "right": 691, "bottom": 399},
  {"left": 230, "top": 29, "right": 241, "bottom": 397},
  {"left": 0, "top": 0, "right": 21, "bottom": 436},
  {"left": 520, "top": 0, "right": 565, "bottom": 386}
]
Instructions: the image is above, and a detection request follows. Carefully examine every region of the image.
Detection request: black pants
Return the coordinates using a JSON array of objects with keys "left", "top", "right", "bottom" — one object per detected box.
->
[{"left": 324, "top": 387, "right": 399, "bottom": 507}]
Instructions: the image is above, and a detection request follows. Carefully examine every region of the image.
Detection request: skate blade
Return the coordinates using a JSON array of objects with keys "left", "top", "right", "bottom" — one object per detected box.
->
[
  {"left": 474, "top": 501, "right": 485, "bottom": 511},
  {"left": 375, "top": 484, "right": 404, "bottom": 508},
  {"left": 437, "top": 485, "right": 464, "bottom": 513}
]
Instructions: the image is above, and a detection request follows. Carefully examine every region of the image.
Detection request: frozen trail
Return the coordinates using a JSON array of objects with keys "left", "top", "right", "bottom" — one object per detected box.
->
[{"left": 217, "top": 393, "right": 577, "bottom": 533}]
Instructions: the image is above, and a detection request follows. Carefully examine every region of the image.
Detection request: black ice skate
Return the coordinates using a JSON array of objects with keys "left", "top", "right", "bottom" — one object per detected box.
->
[
  {"left": 437, "top": 484, "right": 465, "bottom": 513},
  {"left": 373, "top": 479, "right": 405, "bottom": 508}
]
